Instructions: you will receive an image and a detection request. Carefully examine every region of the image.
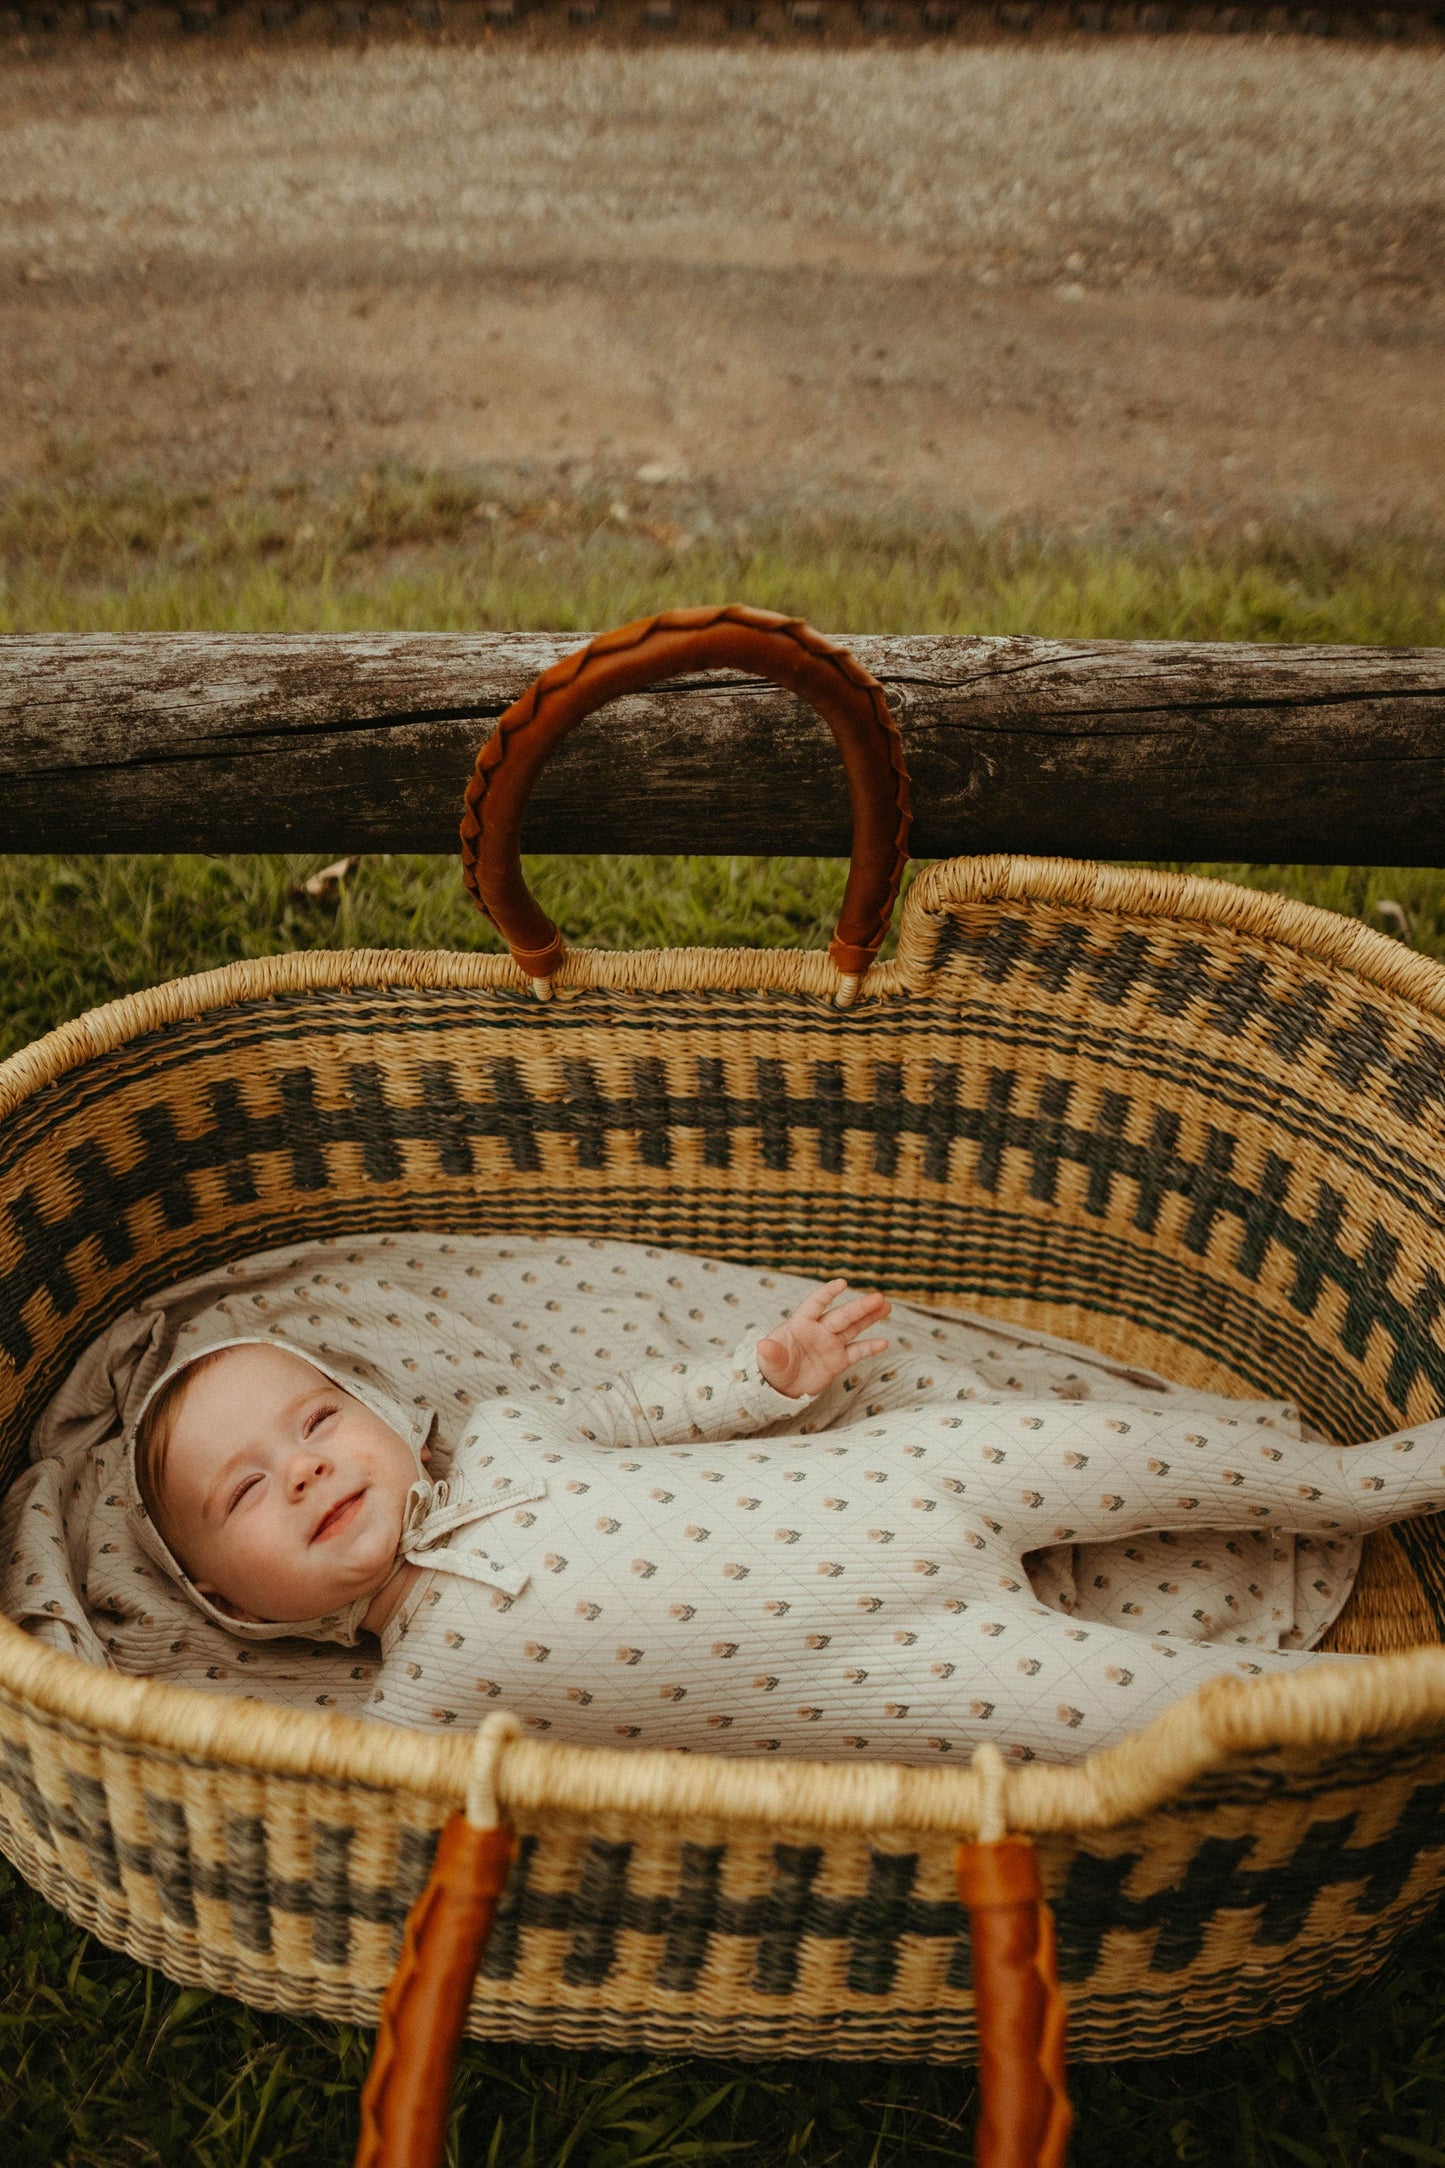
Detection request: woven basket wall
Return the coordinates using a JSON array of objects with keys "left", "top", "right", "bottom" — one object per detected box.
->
[{"left": 4, "top": 854, "right": 1445, "bottom": 2062}]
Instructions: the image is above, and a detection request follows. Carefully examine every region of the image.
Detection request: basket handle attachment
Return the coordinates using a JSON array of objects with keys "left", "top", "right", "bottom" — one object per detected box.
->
[
  {"left": 353, "top": 1715, "right": 520, "bottom": 2168},
  {"left": 459, "top": 604, "right": 912, "bottom": 1006},
  {"left": 956, "top": 1747, "right": 1072, "bottom": 2168}
]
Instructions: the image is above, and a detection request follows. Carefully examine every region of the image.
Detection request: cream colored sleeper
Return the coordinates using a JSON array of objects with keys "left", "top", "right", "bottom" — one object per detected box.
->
[{"left": 363, "top": 1335, "right": 1432, "bottom": 1764}]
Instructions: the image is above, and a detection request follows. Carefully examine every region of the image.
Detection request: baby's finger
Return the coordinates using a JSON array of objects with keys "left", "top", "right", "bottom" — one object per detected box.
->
[
  {"left": 825, "top": 1291, "right": 889, "bottom": 1334},
  {"left": 843, "top": 1336, "right": 890, "bottom": 1362},
  {"left": 796, "top": 1278, "right": 849, "bottom": 1322}
]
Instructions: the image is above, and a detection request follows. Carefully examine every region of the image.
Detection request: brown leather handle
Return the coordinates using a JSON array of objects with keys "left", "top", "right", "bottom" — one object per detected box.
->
[
  {"left": 354, "top": 1816, "right": 515, "bottom": 2168},
  {"left": 459, "top": 604, "right": 911, "bottom": 990},
  {"left": 956, "top": 1838, "right": 1073, "bottom": 2168}
]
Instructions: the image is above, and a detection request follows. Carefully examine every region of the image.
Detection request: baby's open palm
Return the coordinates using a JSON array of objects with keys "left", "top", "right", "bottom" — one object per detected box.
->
[{"left": 756, "top": 1280, "right": 891, "bottom": 1399}]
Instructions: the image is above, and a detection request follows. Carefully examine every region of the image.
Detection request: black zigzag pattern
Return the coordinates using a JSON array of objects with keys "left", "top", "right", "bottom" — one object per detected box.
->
[
  {"left": 7, "top": 1739, "right": 1444, "bottom": 1996},
  {"left": 1055, "top": 1781, "right": 1445, "bottom": 1978},
  {"left": 5, "top": 1036, "right": 1445, "bottom": 1412},
  {"left": 482, "top": 1785, "right": 1445, "bottom": 1995},
  {"left": 935, "top": 912, "right": 1445, "bottom": 1130}
]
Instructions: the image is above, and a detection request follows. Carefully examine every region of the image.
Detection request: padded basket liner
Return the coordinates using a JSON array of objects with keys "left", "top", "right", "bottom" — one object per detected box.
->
[{"left": 4, "top": 854, "right": 1445, "bottom": 2061}]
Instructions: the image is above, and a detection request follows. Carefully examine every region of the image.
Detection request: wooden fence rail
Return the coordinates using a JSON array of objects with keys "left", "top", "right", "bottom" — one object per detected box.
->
[{"left": 2, "top": 632, "right": 1442, "bottom": 861}]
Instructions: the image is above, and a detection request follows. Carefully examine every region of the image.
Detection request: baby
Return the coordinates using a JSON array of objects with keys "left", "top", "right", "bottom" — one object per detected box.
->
[
  {"left": 126, "top": 1274, "right": 1445, "bottom": 1764},
  {"left": 135, "top": 1281, "right": 890, "bottom": 1646}
]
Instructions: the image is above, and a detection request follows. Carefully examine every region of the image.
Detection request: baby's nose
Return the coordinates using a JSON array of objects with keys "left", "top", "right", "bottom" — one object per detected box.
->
[{"left": 288, "top": 1455, "right": 329, "bottom": 1500}]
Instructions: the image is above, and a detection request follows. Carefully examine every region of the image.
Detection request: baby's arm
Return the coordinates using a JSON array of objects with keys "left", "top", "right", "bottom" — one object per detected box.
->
[
  {"left": 466, "top": 1353, "right": 789, "bottom": 1453},
  {"left": 472, "top": 1282, "right": 889, "bottom": 1452}
]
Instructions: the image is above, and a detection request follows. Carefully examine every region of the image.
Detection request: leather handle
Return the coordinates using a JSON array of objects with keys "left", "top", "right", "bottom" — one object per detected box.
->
[
  {"left": 957, "top": 1838, "right": 1073, "bottom": 2168},
  {"left": 354, "top": 1816, "right": 515, "bottom": 2168},
  {"left": 459, "top": 604, "right": 912, "bottom": 995}
]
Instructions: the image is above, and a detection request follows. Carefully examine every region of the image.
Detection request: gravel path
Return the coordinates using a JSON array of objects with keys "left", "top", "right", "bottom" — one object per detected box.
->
[{"left": 2, "top": 37, "right": 1442, "bottom": 526}]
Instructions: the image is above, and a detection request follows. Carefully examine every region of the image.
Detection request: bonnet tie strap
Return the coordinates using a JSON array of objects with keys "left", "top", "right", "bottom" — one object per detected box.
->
[{"left": 396, "top": 1478, "right": 545, "bottom": 1597}]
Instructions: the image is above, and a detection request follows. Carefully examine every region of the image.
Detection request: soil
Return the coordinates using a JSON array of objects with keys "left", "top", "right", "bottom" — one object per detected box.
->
[{"left": 2, "top": 32, "right": 1443, "bottom": 531}]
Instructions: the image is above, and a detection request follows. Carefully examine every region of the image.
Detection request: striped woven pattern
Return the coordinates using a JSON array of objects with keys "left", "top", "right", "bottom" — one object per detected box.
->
[{"left": 4, "top": 854, "right": 1445, "bottom": 2058}]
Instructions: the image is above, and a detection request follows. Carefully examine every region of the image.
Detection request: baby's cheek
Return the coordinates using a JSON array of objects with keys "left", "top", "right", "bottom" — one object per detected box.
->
[
  {"left": 218, "top": 1512, "right": 317, "bottom": 1612},
  {"left": 234, "top": 1532, "right": 307, "bottom": 1612}
]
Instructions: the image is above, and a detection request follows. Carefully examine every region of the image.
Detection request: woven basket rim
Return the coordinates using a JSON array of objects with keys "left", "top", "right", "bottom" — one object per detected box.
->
[
  {"left": 3, "top": 1615, "right": 1445, "bottom": 1839},
  {"left": 3, "top": 854, "right": 1443, "bottom": 1124},
  {"left": 5, "top": 851, "right": 1445, "bottom": 1840}
]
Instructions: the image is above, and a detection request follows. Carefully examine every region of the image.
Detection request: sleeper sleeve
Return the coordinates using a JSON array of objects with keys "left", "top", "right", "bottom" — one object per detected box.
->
[{"left": 470, "top": 1341, "right": 815, "bottom": 1454}]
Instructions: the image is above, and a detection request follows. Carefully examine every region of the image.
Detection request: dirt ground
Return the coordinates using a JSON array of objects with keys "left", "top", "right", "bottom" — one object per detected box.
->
[{"left": 1, "top": 32, "right": 1442, "bottom": 530}]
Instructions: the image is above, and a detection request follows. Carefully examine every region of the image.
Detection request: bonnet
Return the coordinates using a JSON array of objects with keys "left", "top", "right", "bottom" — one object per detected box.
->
[{"left": 123, "top": 1325, "right": 439, "bottom": 1648}]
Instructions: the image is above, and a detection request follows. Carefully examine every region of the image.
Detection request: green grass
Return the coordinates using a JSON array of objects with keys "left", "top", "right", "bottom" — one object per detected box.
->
[
  {"left": 3, "top": 465, "right": 1445, "bottom": 644},
  {"left": 4, "top": 477, "right": 1445, "bottom": 2164}
]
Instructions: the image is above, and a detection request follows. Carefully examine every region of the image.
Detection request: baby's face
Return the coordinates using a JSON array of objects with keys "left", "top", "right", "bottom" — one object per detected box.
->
[{"left": 158, "top": 1344, "right": 418, "bottom": 1624}]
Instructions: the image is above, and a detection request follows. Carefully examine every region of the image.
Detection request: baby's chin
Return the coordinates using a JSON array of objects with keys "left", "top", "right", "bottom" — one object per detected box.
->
[{"left": 238, "top": 1524, "right": 403, "bottom": 1624}]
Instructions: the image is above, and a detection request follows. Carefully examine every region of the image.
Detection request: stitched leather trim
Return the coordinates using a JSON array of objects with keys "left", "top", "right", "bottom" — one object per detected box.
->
[{"left": 458, "top": 605, "right": 912, "bottom": 982}]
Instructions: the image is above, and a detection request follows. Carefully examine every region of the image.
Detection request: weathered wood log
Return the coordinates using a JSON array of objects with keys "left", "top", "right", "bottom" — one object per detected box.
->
[{"left": 2, "top": 632, "right": 1442, "bottom": 861}]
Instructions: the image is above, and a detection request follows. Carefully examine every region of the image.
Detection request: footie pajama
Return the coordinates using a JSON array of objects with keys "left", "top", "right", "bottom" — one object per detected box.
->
[
  {"left": 9, "top": 1235, "right": 1419, "bottom": 1760},
  {"left": 367, "top": 1340, "right": 1438, "bottom": 1764}
]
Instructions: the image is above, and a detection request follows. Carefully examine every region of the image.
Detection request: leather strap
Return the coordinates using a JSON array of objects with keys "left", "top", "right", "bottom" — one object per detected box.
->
[
  {"left": 459, "top": 604, "right": 912, "bottom": 983},
  {"left": 354, "top": 1817, "right": 515, "bottom": 2168},
  {"left": 956, "top": 1837, "right": 1073, "bottom": 2168}
]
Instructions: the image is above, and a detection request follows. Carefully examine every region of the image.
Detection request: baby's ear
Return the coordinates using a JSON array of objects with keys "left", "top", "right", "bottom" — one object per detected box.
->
[{"left": 194, "top": 1580, "right": 266, "bottom": 1625}]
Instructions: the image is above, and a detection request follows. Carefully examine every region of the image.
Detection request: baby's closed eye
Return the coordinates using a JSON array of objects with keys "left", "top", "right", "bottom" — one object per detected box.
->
[{"left": 227, "top": 1475, "right": 262, "bottom": 1515}]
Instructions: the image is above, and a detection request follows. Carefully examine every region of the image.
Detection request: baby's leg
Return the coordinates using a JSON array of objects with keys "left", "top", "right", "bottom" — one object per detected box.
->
[
  {"left": 937, "top": 1586, "right": 1352, "bottom": 1764},
  {"left": 924, "top": 1402, "right": 1445, "bottom": 1553}
]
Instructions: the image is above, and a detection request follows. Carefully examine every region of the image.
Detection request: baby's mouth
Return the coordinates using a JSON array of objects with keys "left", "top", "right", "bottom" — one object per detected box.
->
[{"left": 311, "top": 1489, "right": 366, "bottom": 1544}]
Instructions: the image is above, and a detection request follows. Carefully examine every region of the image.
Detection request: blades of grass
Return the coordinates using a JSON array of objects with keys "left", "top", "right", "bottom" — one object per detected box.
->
[
  {"left": 4, "top": 472, "right": 1444, "bottom": 647},
  {"left": 1262, "top": 2137, "right": 1330, "bottom": 2168},
  {"left": 145, "top": 1984, "right": 216, "bottom": 2066}
]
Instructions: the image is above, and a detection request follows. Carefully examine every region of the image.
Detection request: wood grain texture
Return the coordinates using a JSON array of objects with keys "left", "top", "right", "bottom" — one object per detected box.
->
[{"left": 3, "top": 632, "right": 1442, "bottom": 860}]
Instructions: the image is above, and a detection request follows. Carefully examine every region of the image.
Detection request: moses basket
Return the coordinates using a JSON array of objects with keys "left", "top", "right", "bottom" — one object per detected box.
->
[{"left": 4, "top": 608, "right": 1445, "bottom": 2095}]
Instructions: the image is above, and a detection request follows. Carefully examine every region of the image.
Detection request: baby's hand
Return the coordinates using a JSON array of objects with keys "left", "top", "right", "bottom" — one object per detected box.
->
[{"left": 756, "top": 1280, "right": 891, "bottom": 1400}]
